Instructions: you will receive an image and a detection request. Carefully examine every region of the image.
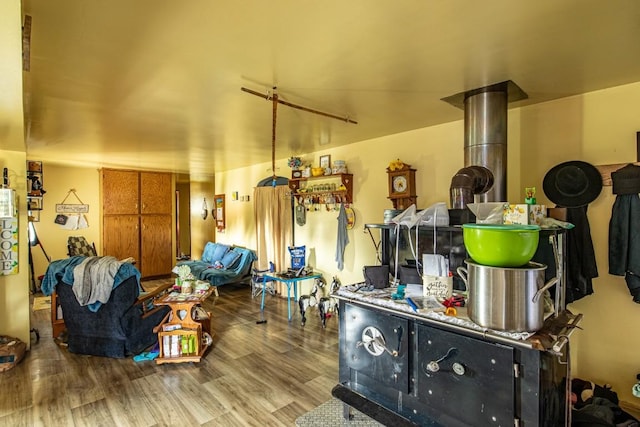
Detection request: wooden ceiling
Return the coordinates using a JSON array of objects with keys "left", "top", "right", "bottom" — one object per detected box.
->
[{"left": 21, "top": 0, "right": 640, "bottom": 176}]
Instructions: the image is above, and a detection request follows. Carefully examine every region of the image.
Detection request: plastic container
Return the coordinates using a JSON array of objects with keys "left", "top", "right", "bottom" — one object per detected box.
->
[
  {"left": 467, "top": 202, "right": 506, "bottom": 224},
  {"left": 462, "top": 223, "right": 540, "bottom": 267}
]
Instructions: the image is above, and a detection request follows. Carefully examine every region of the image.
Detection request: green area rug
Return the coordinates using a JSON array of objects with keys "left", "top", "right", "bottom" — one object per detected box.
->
[{"left": 296, "top": 398, "right": 382, "bottom": 426}]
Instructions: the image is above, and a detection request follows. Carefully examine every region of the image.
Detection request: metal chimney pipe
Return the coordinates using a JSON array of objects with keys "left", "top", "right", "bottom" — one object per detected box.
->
[
  {"left": 442, "top": 80, "right": 527, "bottom": 206},
  {"left": 464, "top": 89, "right": 508, "bottom": 202}
]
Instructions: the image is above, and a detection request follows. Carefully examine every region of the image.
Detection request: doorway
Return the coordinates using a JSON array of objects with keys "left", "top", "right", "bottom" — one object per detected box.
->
[{"left": 175, "top": 175, "right": 191, "bottom": 260}]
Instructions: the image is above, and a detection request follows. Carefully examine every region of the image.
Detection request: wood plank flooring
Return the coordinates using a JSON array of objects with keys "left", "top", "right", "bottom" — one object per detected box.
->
[{"left": 1, "top": 282, "right": 340, "bottom": 426}]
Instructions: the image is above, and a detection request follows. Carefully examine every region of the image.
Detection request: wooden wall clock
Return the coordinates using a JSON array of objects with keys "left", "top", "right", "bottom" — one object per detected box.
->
[{"left": 387, "top": 165, "right": 417, "bottom": 210}]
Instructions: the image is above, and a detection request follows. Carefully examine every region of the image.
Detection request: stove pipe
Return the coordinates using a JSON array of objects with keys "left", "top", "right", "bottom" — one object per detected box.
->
[
  {"left": 443, "top": 80, "right": 528, "bottom": 208},
  {"left": 464, "top": 89, "right": 507, "bottom": 203}
]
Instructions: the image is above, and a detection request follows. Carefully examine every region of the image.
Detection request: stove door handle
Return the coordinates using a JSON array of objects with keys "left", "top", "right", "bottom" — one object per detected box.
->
[
  {"left": 376, "top": 338, "right": 398, "bottom": 357},
  {"left": 426, "top": 347, "right": 458, "bottom": 373},
  {"left": 394, "top": 326, "right": 403, "bottom": 356}
]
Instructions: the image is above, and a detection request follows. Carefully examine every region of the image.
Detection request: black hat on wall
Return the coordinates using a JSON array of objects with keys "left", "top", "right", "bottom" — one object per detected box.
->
[{"left": 542, "top": 160, "right": 603, "bottom": 208}]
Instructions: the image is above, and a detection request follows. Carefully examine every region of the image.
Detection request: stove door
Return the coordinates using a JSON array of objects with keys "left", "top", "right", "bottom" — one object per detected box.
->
[
  {"left": 415, "top": 324, "right": 515, "bottom": 426},
  {"left": 342, "top": 303, "right": 410, "bottom": 393}
]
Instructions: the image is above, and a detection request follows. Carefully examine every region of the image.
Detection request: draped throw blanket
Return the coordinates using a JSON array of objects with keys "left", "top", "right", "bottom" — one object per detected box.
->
[
  {"left": 73, "top": 256, "right": 124, "bottom": 307},
  {"left": 41, "top": 256, "right": 141, "bottom": 312}
]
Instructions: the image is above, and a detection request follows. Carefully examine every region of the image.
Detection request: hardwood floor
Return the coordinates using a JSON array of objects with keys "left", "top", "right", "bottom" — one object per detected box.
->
[{"left": 1, "top": 283, "right": 340, "bottom": 426}]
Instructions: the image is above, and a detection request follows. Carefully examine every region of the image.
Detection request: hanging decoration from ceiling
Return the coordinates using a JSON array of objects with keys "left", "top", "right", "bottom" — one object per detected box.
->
[{"left": 241, "top": 87, "right": 357, "bottom": 186}]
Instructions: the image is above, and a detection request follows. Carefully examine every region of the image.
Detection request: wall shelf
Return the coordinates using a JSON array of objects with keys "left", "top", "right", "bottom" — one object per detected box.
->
[
  {"left": 288, "top": 173, "right": 353, "bottom": 204},
  {"left": 27, "top": 160, "right": 44, "bottom": 221}
]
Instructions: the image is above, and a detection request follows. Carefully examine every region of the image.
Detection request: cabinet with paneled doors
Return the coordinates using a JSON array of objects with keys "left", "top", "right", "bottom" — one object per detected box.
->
[{"left": 102, "top": 169, "right": 173, "bottom": 278}]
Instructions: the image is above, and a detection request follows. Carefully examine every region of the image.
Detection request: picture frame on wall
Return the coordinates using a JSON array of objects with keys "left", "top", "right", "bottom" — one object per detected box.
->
[
  {"left": 27, "top": 160, "right": 42, "bottom": 173},
  {"left": 319, "top": 154, "right": 331, "bottom": 169},
  {"left": 28, "top": 210, "right": 40, "bottom": 222},
  {"left": 28, "top": 197, "right": 42, "bottom": 211}
]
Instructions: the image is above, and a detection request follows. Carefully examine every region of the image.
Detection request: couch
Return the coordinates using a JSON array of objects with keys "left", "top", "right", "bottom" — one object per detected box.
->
[
  {"left": 177, "top": 243, "right": 257, "bottom": 288},
  {"left": 42, "top": 256, "right": 170, "bottom": 358}
]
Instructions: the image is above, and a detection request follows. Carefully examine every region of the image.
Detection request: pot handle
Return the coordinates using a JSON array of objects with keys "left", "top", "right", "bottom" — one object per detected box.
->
[
  {"left": 456, "top": 267, "right": 468, "bottom": 292},
  {"left": 532, "top": 277, "right": 558, "bottom": 304}
]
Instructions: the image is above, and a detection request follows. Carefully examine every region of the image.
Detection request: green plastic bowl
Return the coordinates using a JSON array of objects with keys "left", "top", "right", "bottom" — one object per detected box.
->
[{"left": 462, "top": 224, "right": 540, "bottom": 267}]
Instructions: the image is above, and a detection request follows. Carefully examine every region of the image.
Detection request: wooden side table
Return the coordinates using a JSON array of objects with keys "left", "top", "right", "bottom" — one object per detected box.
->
[
  {"left": 153, "top": 287, "right": 215, "bottom": 364},
  {"left": 51, "top": 291, "right": 65, "bottom": 338}
]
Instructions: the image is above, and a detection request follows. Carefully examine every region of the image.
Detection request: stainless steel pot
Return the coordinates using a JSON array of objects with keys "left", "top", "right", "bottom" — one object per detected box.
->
[{"left": 457, "top": 259, "right": 557, "bottom": 332}]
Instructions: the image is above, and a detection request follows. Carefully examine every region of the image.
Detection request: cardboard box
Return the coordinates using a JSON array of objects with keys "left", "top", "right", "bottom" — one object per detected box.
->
[{"left": 503, "top": 204, "right": 547, "bottom": 225}]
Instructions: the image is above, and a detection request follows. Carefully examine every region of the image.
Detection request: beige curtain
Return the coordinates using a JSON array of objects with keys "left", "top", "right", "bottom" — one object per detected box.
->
[{"left": 254, "top": 185, "right": 292, "bottom": 273}]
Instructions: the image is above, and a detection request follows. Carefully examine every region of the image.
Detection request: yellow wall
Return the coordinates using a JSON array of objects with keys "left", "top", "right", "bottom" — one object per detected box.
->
[
  {"left": 529, "top": 83, "right": 640, "bottom": 406},
  {"left": 27, "top": 164, "right": 101, "bottom": 278},
  {"left": 0, "top": 0, "right": 30, "bottom": 346},
  {"left": 189, "top": 179, "right": 216, "bottom": 258},
  {"left": 214, "top": 165, "right": 264, "bottom": 249}
]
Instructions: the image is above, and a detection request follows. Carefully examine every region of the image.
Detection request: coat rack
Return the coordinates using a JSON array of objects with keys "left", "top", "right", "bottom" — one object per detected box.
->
[{"left": 595, "top": 131, "right": 640, "bottom": 186}]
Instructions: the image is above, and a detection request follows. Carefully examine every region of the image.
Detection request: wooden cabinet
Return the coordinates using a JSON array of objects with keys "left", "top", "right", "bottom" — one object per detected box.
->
[
  {"left": 103, "top": 169, "right": 139, "bottom": 214},
  {"left": 102, "top": 169, "right": 173, "bottom": 278},
  {"left": 140, "top": 172, "right": 172, "bottom": 214},
  {"left": 103, "top": 215, "right": 140, "bottom": 263}
]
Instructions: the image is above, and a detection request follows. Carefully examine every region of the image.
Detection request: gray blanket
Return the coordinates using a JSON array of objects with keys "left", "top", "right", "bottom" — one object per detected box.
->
[{"left": 72, "top": 256, "right": 124, "bottom": 306}]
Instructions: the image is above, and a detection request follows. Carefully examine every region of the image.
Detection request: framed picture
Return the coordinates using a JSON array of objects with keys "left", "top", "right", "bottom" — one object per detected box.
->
[
  {"left": 28, "top": 210, "right": 40, "bottom": 222},
  {"left": 27, "top": 197, "right": 42, "bottom": 210},
  {"left": 319, "top": 154, "right": 331, "bottom": 169},
  {"left": 214, "top": 194, "right": 226, "bottom": 231},
  {"left": 27, "top": 160, "right": 42, "bottom": 173}
]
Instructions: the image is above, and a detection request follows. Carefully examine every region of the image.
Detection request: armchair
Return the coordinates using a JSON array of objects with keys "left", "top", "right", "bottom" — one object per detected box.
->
[{"left": 43, "top": 257, "right": 171, "bottom": 358}]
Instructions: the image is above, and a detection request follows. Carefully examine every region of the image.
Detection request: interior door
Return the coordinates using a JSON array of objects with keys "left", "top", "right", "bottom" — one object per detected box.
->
[{"left": 175, "top": 181, "right": 191, "bottom": 259}]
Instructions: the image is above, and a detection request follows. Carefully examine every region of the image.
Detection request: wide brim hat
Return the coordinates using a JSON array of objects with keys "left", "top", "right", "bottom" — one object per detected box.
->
[{"left": 542, "top": 160, "right": 603, "bottom": 208}]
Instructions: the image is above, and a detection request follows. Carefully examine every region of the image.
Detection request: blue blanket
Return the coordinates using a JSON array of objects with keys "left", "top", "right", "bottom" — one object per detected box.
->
[
  {"left": 41, "top": 256, "right": 141, "bottom": 312},
  {"left": 178, "top": 246, "right": 257, "bottom": 286}
]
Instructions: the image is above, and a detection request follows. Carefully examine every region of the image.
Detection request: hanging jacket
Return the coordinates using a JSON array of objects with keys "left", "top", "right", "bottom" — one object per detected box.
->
[
  {"left": 565, "top": 206, "right": 598, "bottom": 303},
  {"left": 608, "top": 193, "right": 640, "bottom": 302}
]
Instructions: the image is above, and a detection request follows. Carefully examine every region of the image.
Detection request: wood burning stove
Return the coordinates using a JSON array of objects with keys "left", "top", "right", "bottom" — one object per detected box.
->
[
  {"left": 333, "top": 225, "right": 578, "bottom": 426},
  {"left": 334, "top": 299, "right": 572, "bottom": 426}
]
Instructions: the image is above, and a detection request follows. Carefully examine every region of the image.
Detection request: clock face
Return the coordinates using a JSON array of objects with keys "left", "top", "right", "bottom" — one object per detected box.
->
[{"left": 393, "top": 175, "right": 407, "bottom": 193}]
